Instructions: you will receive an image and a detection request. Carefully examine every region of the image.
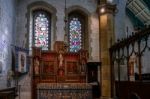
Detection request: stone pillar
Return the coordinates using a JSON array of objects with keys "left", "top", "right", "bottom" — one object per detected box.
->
[{"left": 98, "top": 3, "right": 116, "bottom": 99}]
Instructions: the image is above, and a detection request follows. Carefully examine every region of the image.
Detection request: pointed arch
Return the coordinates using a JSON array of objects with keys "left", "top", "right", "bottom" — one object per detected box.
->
[
  {"left": 66, "top": 6, "right": 90, "bottom": 52},
  {"left": 27, "top": 1, "right": 57, "bottom": 53}
]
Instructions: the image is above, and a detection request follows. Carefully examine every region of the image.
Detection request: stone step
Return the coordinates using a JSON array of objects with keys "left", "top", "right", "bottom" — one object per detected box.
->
[
  {"left": 19, "top": 85, "right": 31, "bottom": 92},
  {"left": 16, "top": 92, "right": 31, "bottom": 99}
]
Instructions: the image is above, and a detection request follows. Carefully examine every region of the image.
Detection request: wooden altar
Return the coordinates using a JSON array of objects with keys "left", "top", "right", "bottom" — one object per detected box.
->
[{"left": 31, "top": 41, "right": 91, "bottom": 99}]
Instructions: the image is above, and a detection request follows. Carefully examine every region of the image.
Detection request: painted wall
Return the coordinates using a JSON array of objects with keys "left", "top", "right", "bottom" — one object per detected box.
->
[{"left": 0, "top": 0, "right": 16, "bottom": 88}]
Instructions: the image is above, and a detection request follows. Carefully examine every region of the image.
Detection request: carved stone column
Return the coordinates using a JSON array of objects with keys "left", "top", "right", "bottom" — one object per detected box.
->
[{"left": 97, "top": 3, "right": 116, "bottom": 99}]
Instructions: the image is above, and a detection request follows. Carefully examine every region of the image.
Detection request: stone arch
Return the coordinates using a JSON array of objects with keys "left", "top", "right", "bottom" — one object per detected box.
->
[
  {"left": 26, "top": 1, "right": 57, "bottom": 52},
  {"left": 66, "top": 5, "right": 90, "bottom": 16}
]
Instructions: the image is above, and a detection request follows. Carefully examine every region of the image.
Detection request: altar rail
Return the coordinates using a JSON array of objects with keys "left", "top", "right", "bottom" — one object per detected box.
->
[{"left": 37, "top": 83, "right": 92, "bottom": 99}]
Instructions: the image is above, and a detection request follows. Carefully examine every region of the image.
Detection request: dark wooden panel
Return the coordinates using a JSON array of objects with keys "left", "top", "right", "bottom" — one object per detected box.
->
[
  {"left": 115, "top": 81, "right": 150, "bottom": 99},
  {"left": 87, "top": 62, "right": 101, "bottom": 83},
  {"left": 0, "top": 87, "right": 16, "bottom": 99}
]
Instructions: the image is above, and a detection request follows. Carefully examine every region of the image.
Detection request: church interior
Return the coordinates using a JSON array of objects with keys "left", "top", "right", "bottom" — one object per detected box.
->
[{"left": 0, "top": 0, "right": 150, "bottom": 99}]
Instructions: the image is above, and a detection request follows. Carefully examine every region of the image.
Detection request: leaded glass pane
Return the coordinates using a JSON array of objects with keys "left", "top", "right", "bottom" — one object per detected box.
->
[
  {"left": 34, "top": 13, "right": 49, "bottom": 50},
  {"left": 69, "top": 18, "right": 82, "bottom": 52}
]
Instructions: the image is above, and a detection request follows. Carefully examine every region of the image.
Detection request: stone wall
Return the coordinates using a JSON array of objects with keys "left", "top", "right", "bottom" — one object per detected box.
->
[
  {"left": 115, "top": 0, "right": 127, "bottom": 40},
  {"left": 15, "top": 0, "right": 99, "bottom": 61},
  {"left": 0, "top": 0, "right": 16, "bottom": 88}
]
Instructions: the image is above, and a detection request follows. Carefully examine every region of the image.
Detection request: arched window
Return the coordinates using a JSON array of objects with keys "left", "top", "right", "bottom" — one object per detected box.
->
[
  {"left": 32, "top": 10, "right": 51, "bottom": 50},
  {"left": 68, "top": 11, "right": 87, "bottom": 52}
]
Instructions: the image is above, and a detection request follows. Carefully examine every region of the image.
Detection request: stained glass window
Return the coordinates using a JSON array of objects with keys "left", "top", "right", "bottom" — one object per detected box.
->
[
  {"left": 69, "top": 17, "right": 82, "bottom": 52},
  {"left": 33, "top": 10, "right": 51, "bottom": 50}
]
